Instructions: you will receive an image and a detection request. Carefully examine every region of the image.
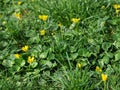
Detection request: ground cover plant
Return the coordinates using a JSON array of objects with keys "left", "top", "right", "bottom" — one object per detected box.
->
[{"left": 1, "top": 0, "right": 120, "bottom": 89}]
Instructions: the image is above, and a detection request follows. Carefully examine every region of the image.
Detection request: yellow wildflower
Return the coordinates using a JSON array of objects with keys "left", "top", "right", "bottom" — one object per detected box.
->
[
  {"left": 40, "top": 30, "right": 46, "bottom": 36},
  {"left": 27, "top": 56, "right": 35, "bottom": 64},
  {"left": 38, "top": 15, "right": 48, "bottom": 21},
  {"left": 18, "top": 1, "right": 22, "bottom": 5},
  {"left": 14, "top": 12, "right": 21, "bottom": 20},
  {"left": 14, "top": 54, "right": 20, "bottom": 59},
  {"left": 22, "top": 45, "right": 29, "bottom": 52},
  {"left": 77, "top": 63, "right": 82, "bottom": 68},
  {"left": 95, "top": 66, "right": 102, "bottom": 72},
  {"left": 71, "top": 18, "right": 80, "bottom": 23},
  {"left": 116, "top": 9, "right": 119, "bottom": 15},
  {"left": 101, "top": 73, "right": 107, "bottom": 82},
  {"left": 113, "top": 4, "right": 120, "bottom": 9}
]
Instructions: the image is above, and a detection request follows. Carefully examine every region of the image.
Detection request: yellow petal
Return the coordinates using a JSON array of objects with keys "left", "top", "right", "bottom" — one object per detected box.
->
[{"left": 101, "top": 73, "right": 107, "bottom": 82}]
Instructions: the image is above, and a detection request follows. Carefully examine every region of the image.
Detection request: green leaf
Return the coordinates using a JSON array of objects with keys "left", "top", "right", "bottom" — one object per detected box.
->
[
  {"left": 0, "top": 41, "right": 8, "bottom": 48},
  {"left": 9, "top": 65, "right": 21, "bottom": 74},
  {"left": 39, "top": 51, "right": 48, "bottom": 59},
  {"left": 27, "top": 35, "right": 40, "bottom": 44},
  {"left": 13, "top": 65, "right": 21, "bottom": 72},
  {"left": 106, "top": 64, "right": 114, "bottom": 74},
  {"left": 45, "top": 61, "right": 53, "bottom": 68},
  {"left": 70, "top": 53, "right": 78, "bottom": 60},
  {"left": 98, "top": 59, "right": 104, "bottom": 68},
  {"left": 48, "top": 53, "right": 55, "bottom": 60},
  {"left": 102, "top": 42, "right": 111, "bottom": 51},
  {"left": 78, "top": 48, "right": 91, "bottom": 57},
  {"left": 2, "top": 60, "right": 14, "bottom": 67},
  {"left": 15, "top": 59, "right": 25, "bottom": 67},
  {"left": 106, "top": 52, "right": 113, "bottom": 58},
  {"left": 114, "top": 41, "right": 120, "bottom": 48},
  {"left": 40, "top": 60, "right": 53, "bottom": 68},
  {"left": 76, "top": 58, "right": 89, "bottom": 67},
  {"left": 115, "top": 52, "right": 120, "bottom": 61},
  {"left": 25, "top": 30, "right": 36, "bottom": 37},
  {"left": 30, "top": 62, "right": 38, "bottom": 68},
  {"left": 20, "top": 60, "right": 26, "bottom": 67},
  {"left": 109, "top": 19, "right": 117, "bottom": 25},
  {"left": 101, "top": 55, "right": 109, "bottom": 64},
  {"left": 70, "top": 46, "right": 77, "bottom": 53}
]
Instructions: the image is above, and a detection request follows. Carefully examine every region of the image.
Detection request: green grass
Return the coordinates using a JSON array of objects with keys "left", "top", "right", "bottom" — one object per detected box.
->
[{"left": 1, "top": 0, "right": 120, "bottom": 89}]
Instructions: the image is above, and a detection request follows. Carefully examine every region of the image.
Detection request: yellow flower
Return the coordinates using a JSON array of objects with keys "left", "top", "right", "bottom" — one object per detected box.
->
[
  {"left": 40, "top": 30, "right": 46, "bottom": 36},
  {"left": 14, "top": 12, "right": 21, "bottom": 20},
  {"left": 14, "top": 54, "right": 20, "bottom": 59},
  {"left": 71, "top": 18, "right": 80, "bottom": 23},
  {"left": 95, "top": 66, "right": 102, "bottom": 72},
  {"left": 113, "top": 4, "right": 120, "bottom": 9},
  {"left": 77, "top": 63, "right": 82, "bottom": 68},
  {"left": 22, "top": 45, "right": 29, "bottom": 52},
  {"left": 18, "top": 1, "right": 22, "bottom": 5},
  {"left": 38, "top": 15, "right": 48, "bottom": 21},
  {"left": 101, "top": 73, "right": 107, "bottom": 82},
  {"left": 27, "top": 56, "right": 35, "bottom": 64},
  {"left": 116, "top": 9, "right": 119, "bottom": 15}
]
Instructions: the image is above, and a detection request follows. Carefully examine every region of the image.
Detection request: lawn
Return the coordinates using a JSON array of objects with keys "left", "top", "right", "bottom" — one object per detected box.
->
[{"left": 1, "top": 0, "right": 120, "bottom": 90}]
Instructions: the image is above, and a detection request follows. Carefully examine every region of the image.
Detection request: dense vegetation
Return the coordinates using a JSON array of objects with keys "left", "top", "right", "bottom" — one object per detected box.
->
[{"left": 1, "top": 0, "right": 120, "bottom": 89}]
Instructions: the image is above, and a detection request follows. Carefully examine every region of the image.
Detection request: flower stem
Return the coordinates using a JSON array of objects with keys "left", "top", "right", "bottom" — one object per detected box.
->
[{"left": 104, "top": 81, "right": 106, "bottom": 90}]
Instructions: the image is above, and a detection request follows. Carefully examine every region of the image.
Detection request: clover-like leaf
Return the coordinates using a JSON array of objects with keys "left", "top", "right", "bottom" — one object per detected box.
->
[
  {"left": 78, "top": 48, "right": 91, "bottom": 57},
  {"left": 115, "top": 51, "right": 120, "bottom": 61},
  {"left": 102, "top": 42, "right": 111, "bottom": 51},
  {"left": 2, "top": 60, "right": 14, "bottom": 67},
  {"left": 30, "top": 62, "right": 38, "bottom": 68},
  {"left": 39, "top": 51, "right": 48, "bottom": 59},
  {"left": 101, "top": 55, "right": 109, "bottom": 64}
]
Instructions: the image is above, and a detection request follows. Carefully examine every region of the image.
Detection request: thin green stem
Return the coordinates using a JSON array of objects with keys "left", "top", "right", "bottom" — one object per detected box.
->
[{"left": 104, "top": 81, "right": 106, "bottom": 90}]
